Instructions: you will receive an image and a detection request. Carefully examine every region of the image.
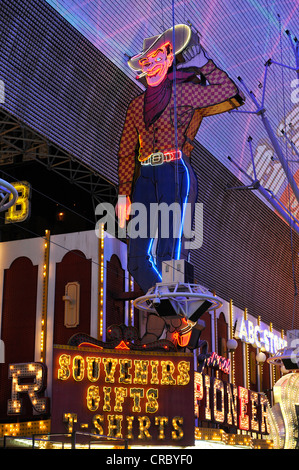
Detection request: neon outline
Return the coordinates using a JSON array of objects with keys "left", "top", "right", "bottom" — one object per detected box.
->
[
  {"left": 141, "top": 149, "right": 182, "bottom": 166},
  {"left": 175, "top": 157, "right": 190, "bottom": 260},
  {"left": 130, "top": 25, "right": 192, "bottom": 71},
  {"left": 138, "top": 42, "right": 171, "bottom": 64},
  {"left": 115, "top": 340, "right": 130, "bottom": 350},
  {"left": 172, "top": 330, "right": 192, "bottom": 348},
  {"left": 78, "top": 342, "right": 103, "bottom": 350},
  {"left": 147, "top": 237, "right": 162, "bottom": 281},
  {"left": 138, "top": 42, "right": 173, "bottom": 87},
  {"left": 147, "top": 157, "right": 190, "bottom": 279}
]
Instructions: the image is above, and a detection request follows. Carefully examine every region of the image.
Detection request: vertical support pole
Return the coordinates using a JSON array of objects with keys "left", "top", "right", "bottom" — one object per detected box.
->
[
  {"left": 296, "top": 40, "right": 299, "bottom": 79},
  {"left": 129, "top": 274, "right": 134, "bottom": 327},
  {"left": 98, "top": 224, "right": 104, "bottom": 340},
  {"left": 261, "top": 62, "right": 269, "bottom": 108},
  {"left": 210, "top": 290, "right": 217, "bottom": 355},
  {"left": 229, "top": 299, "right": 235, "bottom": 385},
  {"left": 171, "top": 1, "right": 179, "bottom": 260},
  {"left": 214, "top": 304, "right": 217, "bottom": 355},
  {"left": 286, "top": 31, "right": 299, "bottom": 79},
  {"left": 247, "top": 136, "right": 257, "bottom": 181},
  {"left": 40, "top": 229, "right": 50, "bottom": 363},
  {"left": 281, "top": 328, "right": 285, "bottom": 377},
  {"left": 269, "top": 322, "right": 274, "bottom": 405},
  {"left": 244, "top": 308, "right": 249, "bottom": 390},
  {"left": 257, "top": 316, "right": 262, "bottom": 393}
]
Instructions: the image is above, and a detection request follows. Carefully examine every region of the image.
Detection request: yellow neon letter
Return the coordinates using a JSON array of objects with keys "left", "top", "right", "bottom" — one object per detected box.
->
[
  {"left": 5, "top": 181, "right": 31, "bottom": 224},
  {"left": 58, "top": 354, "right": 71, "bottom": 380}
]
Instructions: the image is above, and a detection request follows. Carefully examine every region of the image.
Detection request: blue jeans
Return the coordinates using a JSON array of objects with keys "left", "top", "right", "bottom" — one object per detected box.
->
[{"left": 128, "top": 155, "right": 198, "bottom": 292}]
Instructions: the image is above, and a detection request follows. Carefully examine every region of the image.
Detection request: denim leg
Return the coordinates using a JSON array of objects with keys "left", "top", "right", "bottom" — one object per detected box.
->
[
  {"left": 153, "top": 158, "right": 198, "bottom": 274},
  {"left": 128, "top": 167, "right": 162, "bottom": 292},
  {"left": 127, "top": 158, "right": 197, "bottom": 292}
]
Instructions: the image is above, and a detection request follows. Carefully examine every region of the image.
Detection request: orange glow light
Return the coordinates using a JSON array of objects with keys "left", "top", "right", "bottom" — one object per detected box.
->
[
  {"left": 115, "top": 340, "right": 130, "bottom": 350},
  {"left": 172, "top": 329, "right": 192, "bottom": 348}
]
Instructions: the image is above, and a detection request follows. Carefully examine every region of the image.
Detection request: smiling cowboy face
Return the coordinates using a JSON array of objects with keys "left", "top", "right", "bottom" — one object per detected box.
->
[{"left": 138, "top": 42, "right": 174, "bottom": 87}]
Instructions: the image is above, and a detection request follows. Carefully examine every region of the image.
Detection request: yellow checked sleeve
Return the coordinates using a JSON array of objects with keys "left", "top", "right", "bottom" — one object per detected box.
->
[
  {"left": 185, "top": 60, "right": 245, "bottom": 116},
  {"left": 118, "top": 100, "right": 138, "bottom": 196}
]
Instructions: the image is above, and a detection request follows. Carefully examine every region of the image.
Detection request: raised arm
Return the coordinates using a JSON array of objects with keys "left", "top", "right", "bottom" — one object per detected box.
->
[
  {"left": 118, "top": 100, "right": 138, "bottom": 197},
  {"left": 178, "top": 45, "right": 245, "bottom": 114}
]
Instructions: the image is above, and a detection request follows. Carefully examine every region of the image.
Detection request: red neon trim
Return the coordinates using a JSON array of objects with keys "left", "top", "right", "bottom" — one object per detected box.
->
[
  {"left": 139, "top": 42, "right": 173, "bottom": 87},
  {"left": 164, "top": 149, "right": 182, "bottom": 162},
  {"left": 78, "top": 342, "right": 103, "bottom": 350}
]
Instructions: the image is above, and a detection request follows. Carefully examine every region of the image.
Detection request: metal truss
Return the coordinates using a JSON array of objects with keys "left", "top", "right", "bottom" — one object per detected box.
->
[
  {"left": 226, "top": 29, "right": 299, "bottom": 234},
  {"left": 0, "top": 108, "right": 118, "bottom": 216}
]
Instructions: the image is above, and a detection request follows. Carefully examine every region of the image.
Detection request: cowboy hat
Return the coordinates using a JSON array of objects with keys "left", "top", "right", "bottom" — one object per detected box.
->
[{"left": 128, "top": 24, "right": 192, "bottom": 71}]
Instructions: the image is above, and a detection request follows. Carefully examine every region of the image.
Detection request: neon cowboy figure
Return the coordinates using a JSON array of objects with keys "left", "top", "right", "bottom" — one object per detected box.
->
[{"left": 118, "top": 24, "right": 245, "bottom": 293}]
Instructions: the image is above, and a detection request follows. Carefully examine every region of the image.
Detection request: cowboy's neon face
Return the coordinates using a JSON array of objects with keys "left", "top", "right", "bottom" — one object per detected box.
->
[{"left": 139, "top": 42, "right": 174, "bottom": 87}]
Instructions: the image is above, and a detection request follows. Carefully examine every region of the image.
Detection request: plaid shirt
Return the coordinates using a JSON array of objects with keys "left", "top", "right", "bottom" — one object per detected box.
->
[{"left": 118, "top": 60, "right": 244, "bottom": 196}]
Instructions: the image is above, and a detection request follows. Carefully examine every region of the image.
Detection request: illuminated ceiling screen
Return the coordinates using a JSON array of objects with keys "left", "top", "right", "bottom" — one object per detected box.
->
[
  {"left": 45, "top": 0, "right": 299, "bottom": 218},
  {"left": 0, "top": 0, "right": 141, "bottom": 184}
]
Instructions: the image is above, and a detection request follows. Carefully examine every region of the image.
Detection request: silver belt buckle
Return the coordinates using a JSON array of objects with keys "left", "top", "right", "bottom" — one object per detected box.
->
[
  {"left": 141, "top": 152, "right": 164, "bottom": 166},
  {"left": 151, "top": 152, "right": 164, "bottom": 166}
]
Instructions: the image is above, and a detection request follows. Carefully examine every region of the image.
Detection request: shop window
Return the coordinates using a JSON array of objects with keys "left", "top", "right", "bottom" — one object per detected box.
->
[
  {"left": 54, "top": 250, "right": 91, "bottom": 345},
  {"left": 106, "top": 254, "right": 125, "bottom": 328},
  {"left": 0, "top": 256, "right": 38, "bottom": 419},
  {"left": 218, "top": 337, "right": 228, "bottom": 357}
]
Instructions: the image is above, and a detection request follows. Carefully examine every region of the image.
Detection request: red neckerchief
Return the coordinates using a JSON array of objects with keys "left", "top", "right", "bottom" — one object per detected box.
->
[{"left": 143, "top": 70, "right": 194, "bottom": 130}]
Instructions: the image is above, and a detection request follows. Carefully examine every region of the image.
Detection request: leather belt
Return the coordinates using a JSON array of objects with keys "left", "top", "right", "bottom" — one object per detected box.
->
[{"left": 140, "top": 150, "right": 182, "bottom": 166}]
